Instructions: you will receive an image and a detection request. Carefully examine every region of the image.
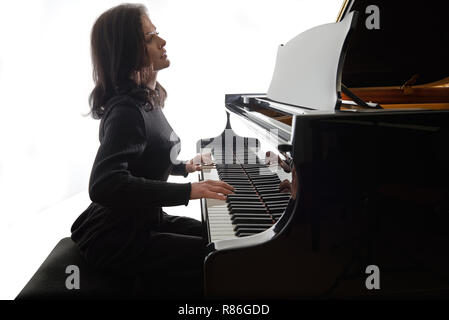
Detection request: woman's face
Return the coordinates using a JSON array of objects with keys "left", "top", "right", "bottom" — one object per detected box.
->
[{"left": 141, "top": 15, "right": 170, "bottom": 71}]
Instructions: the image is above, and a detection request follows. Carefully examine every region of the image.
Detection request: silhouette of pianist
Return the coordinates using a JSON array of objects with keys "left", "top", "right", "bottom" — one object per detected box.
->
[{"left": 70, "top": 3, "right": 233, "bottom": 299}]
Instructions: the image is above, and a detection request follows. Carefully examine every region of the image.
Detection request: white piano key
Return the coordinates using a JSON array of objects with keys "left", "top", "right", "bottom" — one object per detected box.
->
[{"left": 203, "top": 167, "right": 238, "bottom": 241}]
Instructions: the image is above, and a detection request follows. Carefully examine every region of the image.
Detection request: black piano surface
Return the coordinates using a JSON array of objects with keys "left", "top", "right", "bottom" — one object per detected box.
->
[{"left": 198, "top": 0, "right": 449, "bottom": 298}]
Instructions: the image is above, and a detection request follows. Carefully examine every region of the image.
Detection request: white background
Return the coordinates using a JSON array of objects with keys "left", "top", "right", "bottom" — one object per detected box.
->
[{"left": 0, "top": 0, "right": 341, "bottom": 299}]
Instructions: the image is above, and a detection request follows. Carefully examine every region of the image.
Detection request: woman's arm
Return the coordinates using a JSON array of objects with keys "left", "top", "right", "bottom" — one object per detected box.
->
[
  {"left": 170, "top": 162, "right": 188, "bottom": 177},
  {"left": 170, "top": 153, "right": 214, "bottom": 177},
  {"left": 88, "top": 103, "right": 191, "bottom": 208}
]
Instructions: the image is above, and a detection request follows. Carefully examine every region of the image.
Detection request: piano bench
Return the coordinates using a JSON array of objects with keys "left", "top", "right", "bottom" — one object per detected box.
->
[{"left": 15, "top": 237, "right": 136, "bottom": 300}]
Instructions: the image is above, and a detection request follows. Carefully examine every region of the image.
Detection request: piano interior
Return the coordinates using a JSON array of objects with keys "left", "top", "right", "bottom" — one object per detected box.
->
[{"left": 198, "top": 0, "right": 449, "bottom": 298}]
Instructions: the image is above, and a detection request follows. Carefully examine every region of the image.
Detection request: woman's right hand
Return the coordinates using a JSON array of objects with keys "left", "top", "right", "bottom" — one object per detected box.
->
[
  {"left": 265, "top": 151, "right": 291, "bottom": 173},
  {"left": 278, "top": 166, "right": 298, "bottom": 200},
  {"left": 190, "top": 180, "right": 235, "bottom": 201}
]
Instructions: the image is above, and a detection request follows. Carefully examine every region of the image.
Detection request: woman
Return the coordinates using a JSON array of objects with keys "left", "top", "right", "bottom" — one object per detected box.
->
[{"left": 70, "top": 3, "right": 234, "bottom": 299}]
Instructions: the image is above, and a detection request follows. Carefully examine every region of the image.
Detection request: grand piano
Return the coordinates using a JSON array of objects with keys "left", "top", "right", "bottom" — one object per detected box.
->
[{"left": 197, "top": 0, "right": 449, "bottom": 298}]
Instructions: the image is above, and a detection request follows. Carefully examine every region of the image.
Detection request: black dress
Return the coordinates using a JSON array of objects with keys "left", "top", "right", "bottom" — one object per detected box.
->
[{"left": 70, "top": 92, "right": 204, "bottom": 298}]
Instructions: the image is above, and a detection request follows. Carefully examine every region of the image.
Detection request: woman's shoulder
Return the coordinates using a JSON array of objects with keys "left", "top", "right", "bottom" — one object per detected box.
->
[
  {"left": 102, "top": 94, "right": 147, "bottom": 120},
  {"left": 99, "top": 94, "right": 149, "bottom": 137}
]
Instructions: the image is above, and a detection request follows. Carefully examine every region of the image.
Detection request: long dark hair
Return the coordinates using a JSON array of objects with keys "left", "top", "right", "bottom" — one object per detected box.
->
[{"left": 89, "top": 3, "right": 167, "bottom": 119}]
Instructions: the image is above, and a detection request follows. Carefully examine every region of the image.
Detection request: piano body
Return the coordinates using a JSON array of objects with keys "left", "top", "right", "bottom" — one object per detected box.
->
[{"left": 198, "top": 0, "right": 449, "bottom": 298}]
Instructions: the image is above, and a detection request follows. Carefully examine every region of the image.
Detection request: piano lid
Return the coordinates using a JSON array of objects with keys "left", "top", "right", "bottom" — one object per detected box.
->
[
  {"left": 267, "top": 11, "right": 358, "bottom": 111},
  {"left": 340, "top": 0, "right": 449, "bottom": 87}
]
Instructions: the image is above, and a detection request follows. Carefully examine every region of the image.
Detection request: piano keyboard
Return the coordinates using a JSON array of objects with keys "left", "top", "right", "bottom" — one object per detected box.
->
[{"left": 202, "top": 162, "right": 292, "bottom": 242}]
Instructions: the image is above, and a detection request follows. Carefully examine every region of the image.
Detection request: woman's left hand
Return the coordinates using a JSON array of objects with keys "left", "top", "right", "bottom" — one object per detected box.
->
[{"left": 186, "top": 153, "right": 214, "bottom": 173}]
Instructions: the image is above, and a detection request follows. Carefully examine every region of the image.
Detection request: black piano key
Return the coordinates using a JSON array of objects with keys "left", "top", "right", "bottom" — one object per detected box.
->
[
  {"left": 227, "top": 196, "right": 261, "bottom": 201},
  {"left": 253, "top": 180, "right": 281, "bottom": 185},
  {"left": 229, "top": 200, "right": 266, "bottom": 208},
  {"left": 221, "top": 178, "right": 251, "bottom": 182},
  {"left": 252, "top": 181, "right": 280, "bottom": 187},
  {"left": 227, "top": 200, "right": 261, "bottom": 205},
  {"left": 227, "top": 199, "right": 260, "bottom": 204},
  {"left": 227, "top": 195, "right": 260, "bottom": 200},
  {"left": 227, "top": 186, "right": 253, "bottom": 190},
  {"left": 253, "top": 182, "right": 281, "bottom": 187},
  {"left": 266, "top": 206, "right": 288, "bottom": 213},
  {"left": 253, "top": 185, "right": 280, "bottom": 190},
  {"left": 247, "top": 170, "right": 277, "bottom": 175},
  {"left": 226, "top": 184, "right": 252, "bottom": 189},
  {"left": 228, "top": 199, "right": 265, "bottom": 208},
  {"left": 228, "top": 202, "right": 265, "bottom": 207},
  {"left": 256, "top": 186, "right": 281, "bottom": 191},
  {"left": 265, "top": 203, "right": 289, "bottom": 209},
  {"left": 236, "top": 232, "right": 257, "bottom": 237},
  {"left": 229, "top": 207, "right": 268, "bottom": 214},
  {"left": 256, "top": 186, "right": 281, "bottom": 190},
  {"left": 231, "top": 213, "right": 271, "bottom": 219},
  {"left": 234, "top": 223, "right": 272, "bottom": 229},
  {"left": 252, "top": 182, "right": 280, "bottom": 187},
  {"left": 228, "top": 203, "right": 263, "bottom": 208},
  {"left": 233, "top": 189, "right": 257, "bottom": 195},
  {"left": 263, "top": 200, "right": 290, "bottom": 206},
  {"left": 251, "top": 177, "right": 278, "bottom": 182},
  {"left": 258, "top": 190, "right": 283, "bottom": 195},
  {"left": 218, "top": 171, "right": 244, "bottom": 174},
  {"left": 236, "top": 227, "right": 269, "bottom": 236},
  {"left": 232, "top": 217, "right": 273, "bottom": 224},
  {"left": 248, "top": 175, "right": 279, "bottom": 180},
  {"left": 247, "top": 171, "right": 278, "bottom": 176},
  {"left": 268, "top": 207, "right": 287, "bottom": 214},
  {"left": 260, "top": 192, "right": 290, "bottom": 198},
  {"left": 249, "top": 176, "right": 280, "bottom": 181},
  {"left": 223, "top": 182, "right": 252, "bottom": 187},
  {"left": 217, "top": 165, "right": 241, "bottom": 168},
  {"left": 262, "top": 197, "right": 291, "bottom": 205},
  {"left": 266, "top": 202, "right": 289, "bottom": 208},
  {"left": 229, "top": 207, "right": 267, "bottom": 212},
  {"left": 262, "top": 195, "right": 291, "bottom": 201},
  {"left": 219, "top": 174, "right": 247, "bottom": 177},
  {"left": 219, "top": 171, "right": 246, "bottom": 173},
  {"left": 270, "top": 199, "right": 289, "bottom": 204},
  {"left": 263, "top": 198, "right": 290, "bottom": 206}
]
